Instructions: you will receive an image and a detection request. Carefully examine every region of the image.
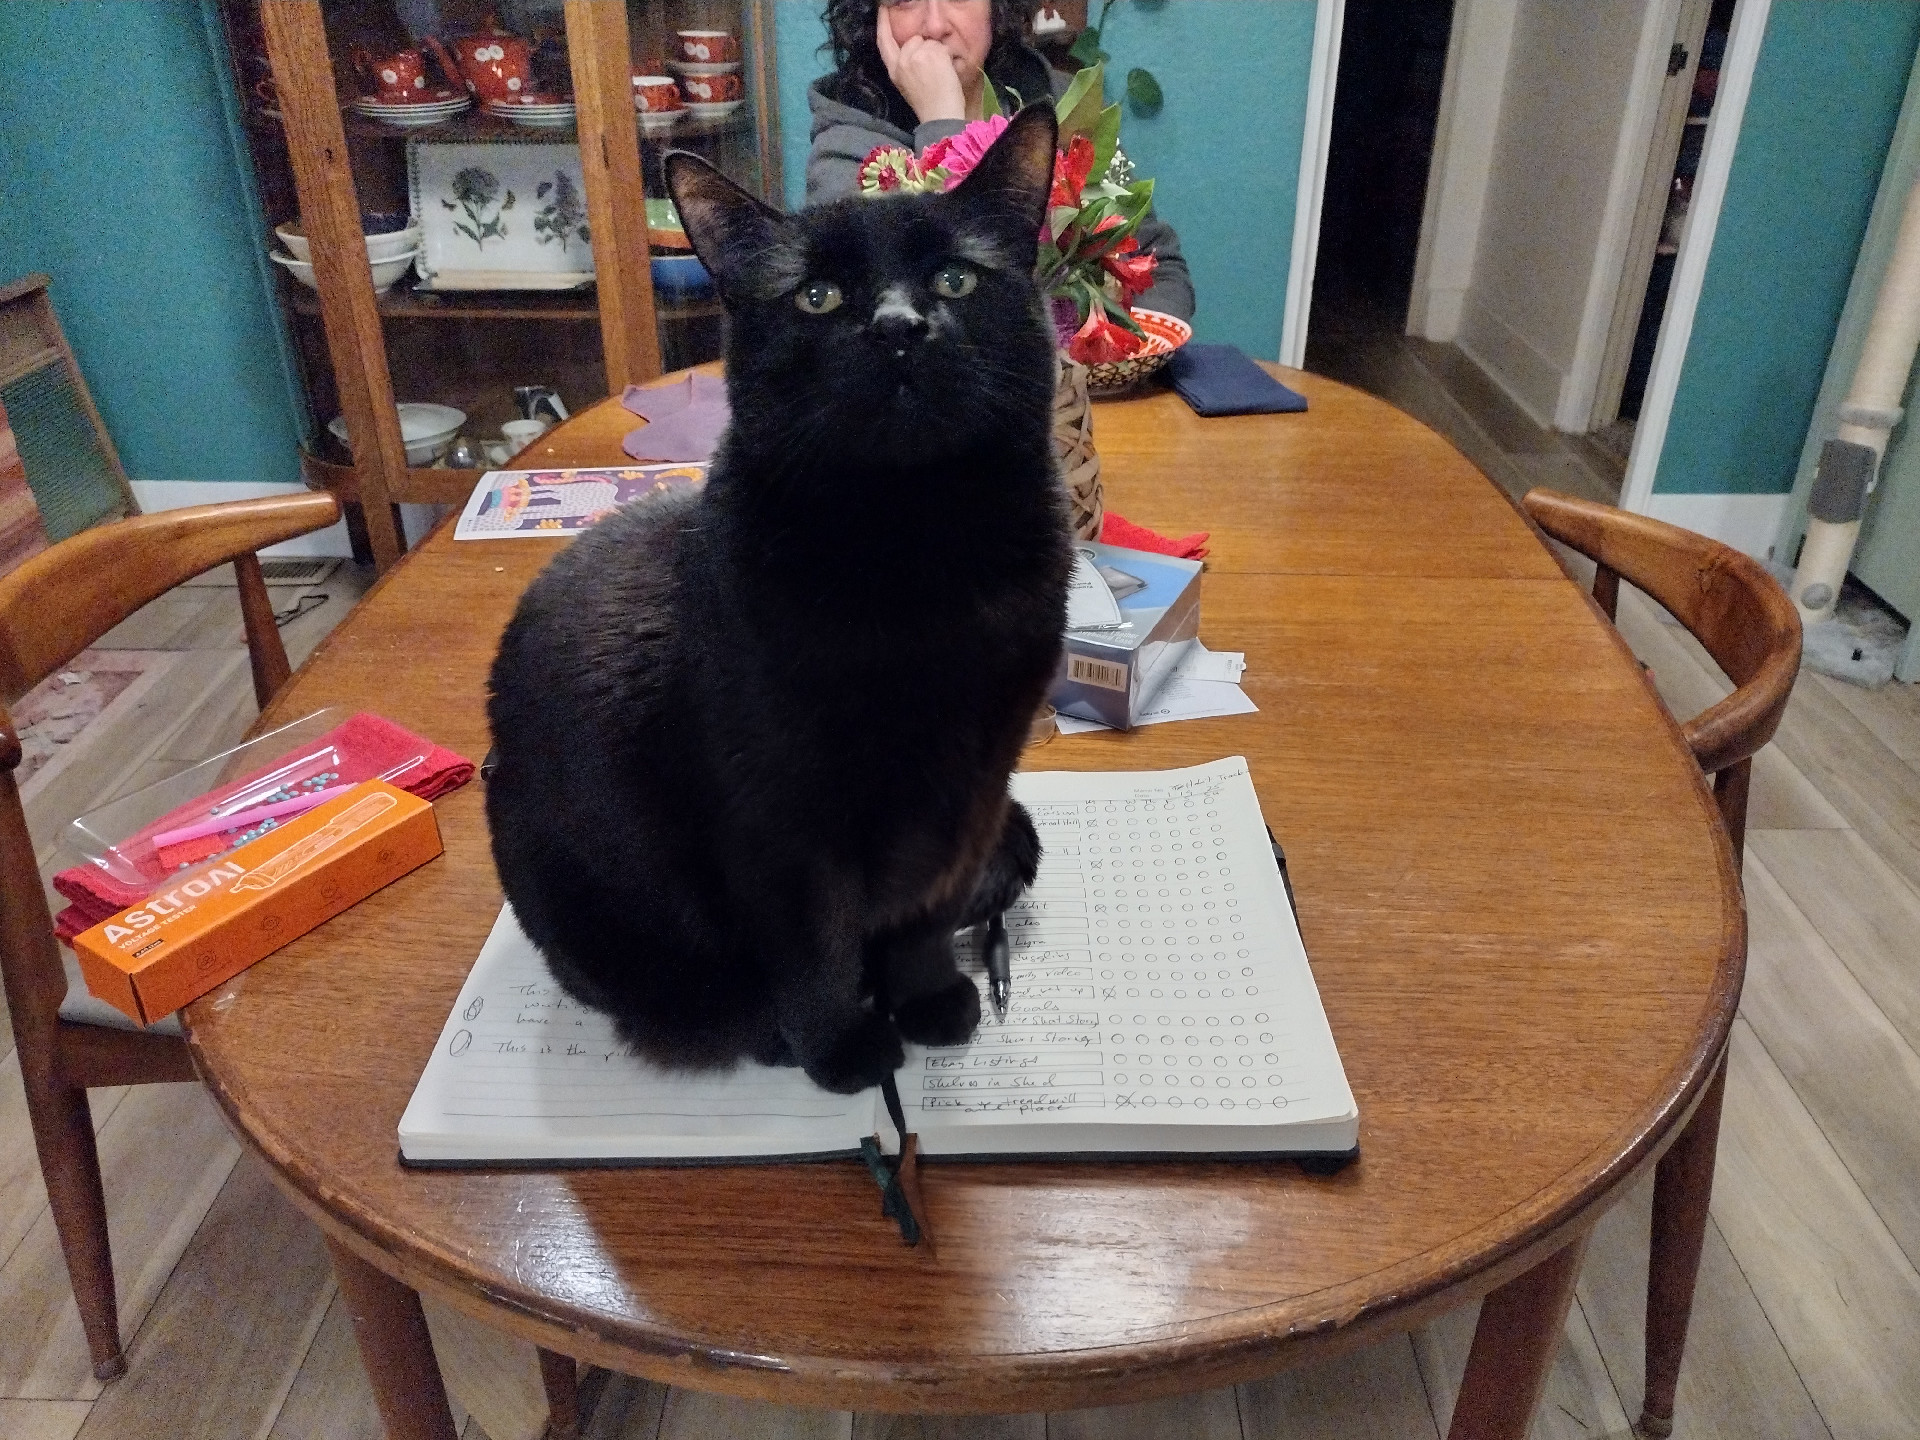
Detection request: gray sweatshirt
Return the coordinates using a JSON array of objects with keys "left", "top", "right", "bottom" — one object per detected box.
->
[{"left": 804, "top": 74, "right": 1196, "bottom": 323}]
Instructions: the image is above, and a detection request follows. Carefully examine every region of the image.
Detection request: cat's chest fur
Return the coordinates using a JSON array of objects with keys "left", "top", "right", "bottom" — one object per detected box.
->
[{"left": 678, "top": 467, "right": 1067, "bottom": 910}]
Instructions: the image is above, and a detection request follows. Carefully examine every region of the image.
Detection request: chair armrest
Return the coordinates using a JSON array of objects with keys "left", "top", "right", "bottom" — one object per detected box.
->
[{"left": 0, "top": 492, "right": 342, "bottom": 702}]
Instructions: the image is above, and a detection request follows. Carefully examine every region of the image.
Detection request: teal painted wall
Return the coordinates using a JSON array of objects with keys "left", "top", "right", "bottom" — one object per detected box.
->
[
  {"left": 773, "top": 0, "right": 1319, "bottom": 358},
  {"left": 0, "top": 1, "right": 305, "bottom": 485},
  {"left": 1654, "top": 0, "right": 1920, "bottom": 496}
]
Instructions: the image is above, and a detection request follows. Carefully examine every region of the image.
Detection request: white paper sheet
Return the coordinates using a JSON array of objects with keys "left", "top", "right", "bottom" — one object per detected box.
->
[
  {"left": 1064, "top": 549, "right": 1124, "bottom": 629},
  {"left": 1055, "top": 643, "right": 1256, "bottom": 734}
]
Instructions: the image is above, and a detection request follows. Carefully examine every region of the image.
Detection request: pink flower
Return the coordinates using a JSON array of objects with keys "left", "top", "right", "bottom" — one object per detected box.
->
[{"left": 922, "top": 113, "right": 1011, "bottom": 189}]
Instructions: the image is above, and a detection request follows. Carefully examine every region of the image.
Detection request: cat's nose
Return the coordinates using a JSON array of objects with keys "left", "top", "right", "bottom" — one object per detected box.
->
[{"left": 871, "top": 288, "right": 929, "bottom": 356}]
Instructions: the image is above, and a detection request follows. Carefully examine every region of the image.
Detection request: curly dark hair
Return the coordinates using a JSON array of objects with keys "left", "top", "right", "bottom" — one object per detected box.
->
[{"left": 818, "top": 0, "right": 1050, "bottom": 133}]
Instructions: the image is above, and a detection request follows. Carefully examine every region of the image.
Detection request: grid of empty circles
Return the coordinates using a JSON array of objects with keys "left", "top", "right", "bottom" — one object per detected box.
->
[{"left": 1078, "top": 793, "right": 1284, "bottom": 1110}]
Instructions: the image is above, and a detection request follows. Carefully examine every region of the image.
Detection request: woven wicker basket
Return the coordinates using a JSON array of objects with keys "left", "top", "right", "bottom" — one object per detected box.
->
[{"left": 1053, "top": 351, "right": 1102, "bottom": 540}]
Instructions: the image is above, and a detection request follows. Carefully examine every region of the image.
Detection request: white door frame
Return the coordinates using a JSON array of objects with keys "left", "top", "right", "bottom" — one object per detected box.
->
[
  {"left": 1406, "top": 0, "right": 1519, "bottom": 344},
  {"left": 1560, "top": 0, "right": 1693, "bottom": 432},
  {"left": 1620, "top": 0, "right": 1772, "bottom": 516},
  {"left": 1279, "top": 0, "right": 1346, "bottom": 366}
]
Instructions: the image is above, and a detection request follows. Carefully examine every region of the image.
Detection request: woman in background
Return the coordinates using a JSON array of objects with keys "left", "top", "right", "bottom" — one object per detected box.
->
[{"left": 805, "top": 0, "right": 1194, "bottom": 321}]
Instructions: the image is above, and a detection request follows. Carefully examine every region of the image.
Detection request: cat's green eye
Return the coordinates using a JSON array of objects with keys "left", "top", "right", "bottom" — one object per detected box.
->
[
  {"left": 794, "top": 280, "right": 843, "bottom": 314},
  {"left": 933, "top": 263, "right": 978, "bottom": 299}
]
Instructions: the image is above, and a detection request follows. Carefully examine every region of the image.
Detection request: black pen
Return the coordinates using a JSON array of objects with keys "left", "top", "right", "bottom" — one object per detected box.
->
[{"left": 985, "top": 912, "right": 1012, "bottom": 1022}]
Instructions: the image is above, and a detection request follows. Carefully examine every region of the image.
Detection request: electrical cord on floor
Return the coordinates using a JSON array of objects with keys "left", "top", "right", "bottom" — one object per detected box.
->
[{"left": 274, "top": 593, "right": 328, "bottom": 628}]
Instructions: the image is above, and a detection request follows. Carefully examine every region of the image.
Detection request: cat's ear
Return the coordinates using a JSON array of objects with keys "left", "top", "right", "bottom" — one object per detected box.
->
[
  {"left": 946, "top": 103, "right": 1060, "bottom": 268},
  {"left": 665, "top": 152, "right": 785, "bottom": 295}
]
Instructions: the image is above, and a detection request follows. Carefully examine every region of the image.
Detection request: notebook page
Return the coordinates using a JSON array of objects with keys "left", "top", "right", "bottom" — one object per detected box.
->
[
  {"left": 908, "top": 757, "right": 1356, "bottom": 1150},
  {"left": 398, "top": 906, "right": 874, "bottom": 1163}
]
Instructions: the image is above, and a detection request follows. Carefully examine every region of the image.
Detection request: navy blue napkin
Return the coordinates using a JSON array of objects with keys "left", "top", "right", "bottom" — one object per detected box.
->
[{"left": 1166, "top": 344, "right": 1309, "bottom": 417}]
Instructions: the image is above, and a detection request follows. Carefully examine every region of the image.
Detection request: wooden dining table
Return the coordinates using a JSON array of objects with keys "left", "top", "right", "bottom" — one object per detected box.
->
[{"left": 182, "top": 368, "right": 1740, "bottom": 1440}]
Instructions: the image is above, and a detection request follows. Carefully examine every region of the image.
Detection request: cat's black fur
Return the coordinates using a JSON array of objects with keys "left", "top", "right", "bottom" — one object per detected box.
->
[{"left": 484, "top": 105, "right": 1071, "bottom": 1094}]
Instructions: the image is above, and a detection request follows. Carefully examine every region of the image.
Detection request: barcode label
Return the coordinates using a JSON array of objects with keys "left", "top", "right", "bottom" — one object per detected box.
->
[{"left": 1068, "top": 655, "right": 1129, "bottom": 691}]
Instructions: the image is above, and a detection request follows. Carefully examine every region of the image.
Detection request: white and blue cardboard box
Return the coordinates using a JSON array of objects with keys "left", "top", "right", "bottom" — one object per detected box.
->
[{"left": 1050, "top": 541, "right": 1203, "bottom": 730}]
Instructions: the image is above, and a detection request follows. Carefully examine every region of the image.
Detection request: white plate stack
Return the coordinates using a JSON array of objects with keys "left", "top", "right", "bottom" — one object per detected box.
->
[
  {"left": 483, "top": 96, "right": 577, "bottom": 129},
  {"left": 349, "top": 88, "right": 472, "bottom": 128}
]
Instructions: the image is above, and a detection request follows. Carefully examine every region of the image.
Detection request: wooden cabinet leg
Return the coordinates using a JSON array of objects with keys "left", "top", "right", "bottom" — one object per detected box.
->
[
  {"left": 325, "top": 1237, "right": 459, "bottom": 1440},
  {"left": 1640, "top": 1050, "right": 1729, "bottom": 1438},
  {"left": 538, "top": 1346, "right": 582, "bottom": 1439},
  {"left": 1447, "top": 1234, "right": 1589, "bottom": 1440}
]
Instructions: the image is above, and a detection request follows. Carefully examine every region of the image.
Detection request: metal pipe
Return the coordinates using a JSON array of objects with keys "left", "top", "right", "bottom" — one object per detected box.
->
[{"left": 1790, "top": 169, "right": 1920, "bottom": 624}]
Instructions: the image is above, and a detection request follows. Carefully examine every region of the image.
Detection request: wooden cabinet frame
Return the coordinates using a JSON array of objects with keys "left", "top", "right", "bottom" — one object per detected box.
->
[{"left": 259, "top": 0, "right": 778, "bottom": 570}]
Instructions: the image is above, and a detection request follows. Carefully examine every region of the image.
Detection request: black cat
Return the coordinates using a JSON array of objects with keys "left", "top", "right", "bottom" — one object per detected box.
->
[{"left": 484, "top": 104, "right": 1070, "bottom": 1095}]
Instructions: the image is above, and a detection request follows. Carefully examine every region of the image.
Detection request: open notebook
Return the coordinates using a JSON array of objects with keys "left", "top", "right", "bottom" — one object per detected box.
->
[{"left": 399, "top": 758, "right": 1359, "bottom": 1165}]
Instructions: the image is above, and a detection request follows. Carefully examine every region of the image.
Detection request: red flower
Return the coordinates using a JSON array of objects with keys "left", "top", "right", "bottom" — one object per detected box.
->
[
  {"left": 1100, "top": 237, "right": 1157, "bottom": 303},
  {"left": 1081, "top": 213, "right": 1127, "bottom": 254},
  {"left": 1049, "top": 134, "right": 1097, "bottom": 210},
  {"left": 1067, "top": 305, "right": 1144, "bottom": 365}
]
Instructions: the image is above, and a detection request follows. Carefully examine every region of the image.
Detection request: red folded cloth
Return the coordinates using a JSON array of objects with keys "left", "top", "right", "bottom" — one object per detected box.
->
[
  {"left": 53, "top": 713, "right": 472, "bottom": 943},
  {"left": 1101, "top": 511, "right": 1210, "bottom": 559}
]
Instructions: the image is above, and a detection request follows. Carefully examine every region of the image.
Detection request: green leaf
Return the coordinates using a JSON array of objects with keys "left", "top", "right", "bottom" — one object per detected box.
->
[
  {"left": 1116, "top": 177, "right": 1155, "bottom": 225},
  {"left": 1056, "top": 63, "right": 1106, "bottom": 142},
  {"left": 1091, "top": 101, "right": 1122, "bottom": 179},
  {"left": 980, "top": 76, "right": 1004, "bottom": 119},
  {"left": 1067, "top": 28, "right": 1105, "bottom": 67},
  {"left": 1102, "top": 294, "right": 1146, "bottom": 338},
  {"left": 1125, "top": 68, "right": 1163, "bottom": 115}
]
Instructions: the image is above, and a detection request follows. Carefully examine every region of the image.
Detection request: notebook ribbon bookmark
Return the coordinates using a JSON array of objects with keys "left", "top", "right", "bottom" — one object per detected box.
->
[{"left": 862, "top": 1073, "right": 930, "bottom": 1248}]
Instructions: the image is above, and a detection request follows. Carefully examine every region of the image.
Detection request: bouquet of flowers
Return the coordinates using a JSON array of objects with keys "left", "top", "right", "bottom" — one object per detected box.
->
[{"left": 857, "top": 65, "right": 1158, "bottom": 366}]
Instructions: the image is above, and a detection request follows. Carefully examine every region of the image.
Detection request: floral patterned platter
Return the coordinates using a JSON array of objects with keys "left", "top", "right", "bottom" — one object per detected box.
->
[
  {"left": 408, "top": 141, "right": 595, "bottom": 290},
  {"left": 1085, "top": 309, "right": 1191, "bottom": 396}
]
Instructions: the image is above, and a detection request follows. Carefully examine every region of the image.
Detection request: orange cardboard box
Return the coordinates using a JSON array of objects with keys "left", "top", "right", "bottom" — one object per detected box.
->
[{"left": 74, "top": 780, "right": 442, "bottom": 1025}]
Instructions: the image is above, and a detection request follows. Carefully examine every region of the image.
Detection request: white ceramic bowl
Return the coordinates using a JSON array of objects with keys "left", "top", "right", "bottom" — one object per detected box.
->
[
  {"left": 274, "top": 224, "right": 421, "bottom": 265},
  {"left": 328, "top": 403, "right": 466, "bottom": 466},
  {"left": 271, "top": 250, "right": 416, "bottom": 293}
]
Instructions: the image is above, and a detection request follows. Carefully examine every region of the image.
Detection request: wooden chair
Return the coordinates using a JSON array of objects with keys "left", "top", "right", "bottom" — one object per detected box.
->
[
  {"left": 0, "top": 492, "right": 341, "bottom": 1380},
  {"left": 1520, "top": 488, "right": 1801, "bottom": 1439},
  {"left": 0, "top": 275, "right": 137, "bottom": 543}
]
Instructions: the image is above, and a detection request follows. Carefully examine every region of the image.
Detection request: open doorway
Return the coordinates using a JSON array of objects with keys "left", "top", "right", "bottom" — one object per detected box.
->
[
  {"left": 1595, "top": 0, "right": 1740, "bottom": 469},
  {"left": 1303, "top": 0, "right": 1456, "bottom": 367}
]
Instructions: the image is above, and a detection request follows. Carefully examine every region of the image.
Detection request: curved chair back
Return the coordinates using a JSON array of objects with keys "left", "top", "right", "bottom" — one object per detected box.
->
[
  {"left": 1521, "top": 488, "right": 1802, "bottom": 855},
  {"left": 0, "top": 491, "right": 338, "bottom": 1382}
]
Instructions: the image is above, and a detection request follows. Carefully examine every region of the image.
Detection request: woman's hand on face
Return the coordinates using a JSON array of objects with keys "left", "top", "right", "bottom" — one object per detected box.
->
[{"left": 876, "top": 5, "right": 967, "bottom": 124}]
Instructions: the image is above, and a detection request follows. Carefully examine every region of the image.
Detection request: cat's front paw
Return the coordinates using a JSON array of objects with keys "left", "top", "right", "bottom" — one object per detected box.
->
[
  {"left": 894, "top": 976, "right": 981, "bottom": 1047},
  {"left": 804, "top": 1012, "right": 906, "bottom": 1094}
]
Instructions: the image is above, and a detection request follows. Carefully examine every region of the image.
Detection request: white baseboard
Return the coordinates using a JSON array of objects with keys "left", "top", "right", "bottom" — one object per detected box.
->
[
  {"left": 1455, "top": 300, "right": 1561, "bottom": 428},
  {"left": 130, "top": 481, "right": 356, "bottom": 558},
  {"left": 1643, "top": 491, "right": 1789, "bottom": 562}
]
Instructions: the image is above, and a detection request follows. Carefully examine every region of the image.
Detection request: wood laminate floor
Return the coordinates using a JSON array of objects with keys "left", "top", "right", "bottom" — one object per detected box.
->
[{"left": 5, "top": 356, "right": 1918, "bottom": 1437}]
